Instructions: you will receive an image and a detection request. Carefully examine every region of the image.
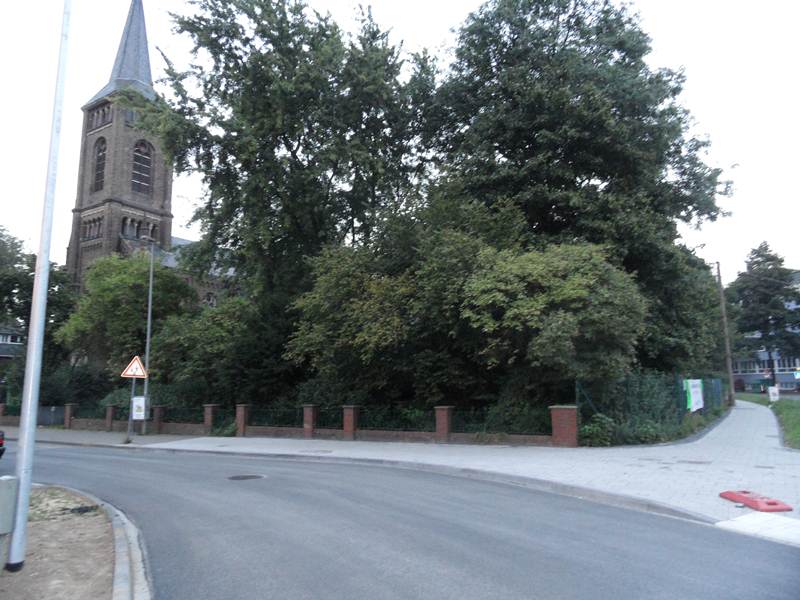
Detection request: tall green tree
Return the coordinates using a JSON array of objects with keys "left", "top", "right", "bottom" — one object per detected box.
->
[
  {"left": 127, "top": 0, "right": 436, "bottom": 402},
  {"left": 143, "top": 0, "right": 429, "bottom": 294},
  {"left": 433, "top": 0, "right": 727, "bottom": 370},
  {"left": 0, "top": 226, "right": 75, "bottom": 371},
  {"left": 56, "top": 254, "right": 196, "bottom": 375},
  {"left": 727, "top": 243, "right": 800, "bottom": 384},
  {"left": 150, "top": 297, "right": 294, "bottom": 406}
]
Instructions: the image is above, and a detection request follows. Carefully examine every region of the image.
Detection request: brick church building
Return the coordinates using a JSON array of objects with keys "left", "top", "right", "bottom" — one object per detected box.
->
[{"left": 66, "top": 0, "right": 183, "bottom": 289}]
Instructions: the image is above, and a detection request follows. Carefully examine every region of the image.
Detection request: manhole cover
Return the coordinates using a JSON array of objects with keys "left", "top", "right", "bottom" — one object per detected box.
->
[{"left": 228, "top": 475, "right": 264, "bottom": 481}]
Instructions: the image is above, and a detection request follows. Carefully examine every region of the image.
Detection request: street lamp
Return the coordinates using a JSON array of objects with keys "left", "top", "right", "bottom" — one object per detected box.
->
[{"left": 140, "top": 235, "right": 156, "bottom": 436}]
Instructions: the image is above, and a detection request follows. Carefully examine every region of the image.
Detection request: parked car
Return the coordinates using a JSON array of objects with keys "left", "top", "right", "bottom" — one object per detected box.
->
[{"left": 0, "top": 430, "right": 4, "bottom": 458}]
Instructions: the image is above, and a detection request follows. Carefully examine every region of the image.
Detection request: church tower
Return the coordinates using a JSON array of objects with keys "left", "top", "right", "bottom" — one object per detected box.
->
[{"left": 66, "top": 0, "right": 172, "bottom": 288}]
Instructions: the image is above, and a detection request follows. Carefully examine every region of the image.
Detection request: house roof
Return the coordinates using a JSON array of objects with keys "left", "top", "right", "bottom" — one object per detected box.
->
[{"left": 85, "top": 0, "right": 154, "bottom": 107}]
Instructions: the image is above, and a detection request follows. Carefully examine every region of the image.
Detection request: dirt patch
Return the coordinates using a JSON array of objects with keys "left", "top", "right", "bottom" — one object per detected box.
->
[{"left": 0, "top": 486, "right": 113, "bottom": 600}]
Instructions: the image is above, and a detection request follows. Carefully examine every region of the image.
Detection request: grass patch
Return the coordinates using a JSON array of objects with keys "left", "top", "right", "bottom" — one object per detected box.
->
[
  {"left": 737, "top": 393, "right": 800, "bottom": 448},
  {"left": 773, "top": 400, "right": 800, "bottom": 448},
  {"left": 736, "top": 392, "right": 771, "bottom": 407}
]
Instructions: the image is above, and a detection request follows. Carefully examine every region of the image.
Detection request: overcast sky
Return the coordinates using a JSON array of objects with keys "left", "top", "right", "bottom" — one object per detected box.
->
[{"left": 1, "top": 0, "right": 797, "bottom": 283}]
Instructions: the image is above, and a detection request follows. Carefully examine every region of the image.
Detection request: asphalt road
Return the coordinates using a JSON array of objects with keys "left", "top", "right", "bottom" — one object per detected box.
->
[{"left": 2, "top": 442, "right": 799, "bottom": 600}]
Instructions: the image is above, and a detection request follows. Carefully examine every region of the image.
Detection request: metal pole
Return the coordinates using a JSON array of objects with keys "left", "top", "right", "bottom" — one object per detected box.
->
[
  {"left": 6, "top": 0, "right": 72, "bottom": 572},
  {"left": 716, "top": 262, "right": 737, "bottom": 407},
  {"left": 142, "top": 240, "right": 154, "bottom": 435},
  {"left": 125, "top": 377, "right": 135, "bottom": 443}
]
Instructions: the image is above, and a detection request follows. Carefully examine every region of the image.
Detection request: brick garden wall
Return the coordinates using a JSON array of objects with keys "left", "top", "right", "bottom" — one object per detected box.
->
[{"left": 0, "top": 403, "right": 578, "bottom": 447}]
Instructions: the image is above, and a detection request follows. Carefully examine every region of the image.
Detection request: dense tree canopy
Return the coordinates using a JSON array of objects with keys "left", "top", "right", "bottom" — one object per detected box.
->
[
  {"left": 431, "top": 0, "right": 726, "bottom": 371},
  {"left": 123, "top": 0, "right": 730, "bottom": 409},
  {"left": 727, "top": 243, "right": 800, "bottom": 383},
  {"left": 287, "top": 196, "right": 646, "bottom": 407},
  {"left": 0, "top": 226, "right": 75, "bottom": 372},
  {"left": 141, "top": 0, "right": 433, "bottom": 297},
  {"left": 56, "top": 254, "right": 196, "bottom": 375}
]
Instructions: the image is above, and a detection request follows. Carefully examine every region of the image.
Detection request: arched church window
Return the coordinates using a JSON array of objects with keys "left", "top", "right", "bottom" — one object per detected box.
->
[
  {"left": 132, "top": 141, "right": 153, "bottom": 194},
  {"left": 93, "top": 138, "right": 106, "bottom": 192}
]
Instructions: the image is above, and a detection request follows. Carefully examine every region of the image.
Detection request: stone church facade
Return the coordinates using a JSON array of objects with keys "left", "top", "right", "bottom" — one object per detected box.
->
[{"left": 66, "top": 0, "right": 174, "bottom": 288}]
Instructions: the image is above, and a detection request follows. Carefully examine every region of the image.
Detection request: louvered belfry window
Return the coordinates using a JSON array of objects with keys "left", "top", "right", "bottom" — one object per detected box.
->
[
  {"left": 132, "top": 140, "right": 153, "bottom": 194},
  {"left": 93, "top": 138, "right": 106, "bottom": 192}
]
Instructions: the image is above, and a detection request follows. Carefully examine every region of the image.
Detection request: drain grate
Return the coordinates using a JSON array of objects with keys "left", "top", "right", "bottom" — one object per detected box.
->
[{"left": 228, "top": 475, "right": 264, "bottom": 481}]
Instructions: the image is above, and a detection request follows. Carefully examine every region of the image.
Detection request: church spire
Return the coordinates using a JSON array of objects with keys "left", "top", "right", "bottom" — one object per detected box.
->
[{"left": 85, "top": 0, "right": 155, "bottom": 106}]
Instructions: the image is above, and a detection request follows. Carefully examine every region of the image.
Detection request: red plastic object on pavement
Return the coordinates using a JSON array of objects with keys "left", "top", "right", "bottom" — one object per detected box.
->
[{"left": 719, "top": 490, "right": 793, "bottom": 512}]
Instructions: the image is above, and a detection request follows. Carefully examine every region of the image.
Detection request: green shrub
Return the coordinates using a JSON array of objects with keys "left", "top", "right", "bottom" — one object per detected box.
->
[
  {"left": 211, "top": 421, "right": 237, "bottom": 437},
  {"left": 580, "top": 414, "right": 615, "bottom": 446},
  {"left": 100, "top": 387, "right": 130, "bottom": 407},
  {"left": 484, "top": 396, "right": 551, "bottom": 435},
  {"left": 679, "top": 411, "right": 709, "bottom": 437},
  {"left": 36, "top": 364, "right": 112, "bottom": 407},
  {"left": 632, "top": 419, "right": 663, "bottom": 444}
]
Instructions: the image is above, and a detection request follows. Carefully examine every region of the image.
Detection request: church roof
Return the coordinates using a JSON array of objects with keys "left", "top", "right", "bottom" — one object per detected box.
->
[{"left": 85, "top": 0, "right": 154, "bottom": 107}]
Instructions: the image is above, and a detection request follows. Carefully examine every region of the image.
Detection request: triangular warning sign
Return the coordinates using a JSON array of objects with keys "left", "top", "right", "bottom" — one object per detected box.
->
[{"left": 121, "top": 356, "right": 148, "bottom": 379}]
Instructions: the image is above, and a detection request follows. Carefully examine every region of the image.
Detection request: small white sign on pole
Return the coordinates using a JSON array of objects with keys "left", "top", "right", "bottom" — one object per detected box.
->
[
  {"left": 684, "top": 379, "right": 704, "bottom": 412},
  {"left": 132, "top": 396, "right": 148, "bottom": 421},
  {"left": 767, "top": 386, "right": 780, "bottom": 403}
]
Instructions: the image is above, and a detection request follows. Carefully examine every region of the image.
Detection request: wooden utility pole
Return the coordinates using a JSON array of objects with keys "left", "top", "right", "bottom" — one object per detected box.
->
[{"left": 716, "top": 262, "right": 736, "bottom": 406}]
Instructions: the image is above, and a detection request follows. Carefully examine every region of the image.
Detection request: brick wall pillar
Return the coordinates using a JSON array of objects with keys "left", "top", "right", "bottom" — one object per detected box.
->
[
  {"left": 204, "top": 404, "right": 220, "bottom": 435},
  {"left": 64, "top": 403, "right": 77, "bottom": 429},
  {"left": 342, "top": 405, "right": 359, "bottom": 441},
  {"left": 152, "top": 405, "right": 165, "bottom": 434},
  {"left": 435, "top": 406, "right": 454, "bottom": 443},
  {"left": 303, "top": 404, "right": 318, "bottom": 439},
  {"left": 236, "top": 404, "right": 251, "bottom": 437},
  {"left": 549, "top": 405, "right": 578, "bottom": 447},
  {"left": 105, "top": 406, "right": 115, "bottom": 431}
]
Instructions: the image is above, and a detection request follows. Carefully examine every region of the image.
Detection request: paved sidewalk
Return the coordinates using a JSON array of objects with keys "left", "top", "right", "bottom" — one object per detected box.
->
[{"left": 5, "top": 400, "right": 799, "bottom": 543}]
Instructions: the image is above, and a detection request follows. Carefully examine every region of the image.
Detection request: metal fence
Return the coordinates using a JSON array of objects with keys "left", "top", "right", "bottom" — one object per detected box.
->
[
  {"left": 249, "top": 407, "right": 303, "bottom": 428},
  {"left": 316, "top": 407, "right": 343, "bottom": 429},
  {"left": 451, "top": 406, "right": 551, "bottom": 435},
  {"left": 576, "top": 373, "right": 725, "bottom": 444},
  {"left": 4, "top": 404, "right": 22, "bottom": 417},
  {"left": 162, "top": 406, "right": 205, "bottom": 423},
  {"left": 358, "top": 406, "right": 434, "bottom": 432},
  {"left": 77, "top": 405, "right": 107, "bottom": 419},
  {"left": 214, "top": 408, "right": 236, "bottom": 428},
  {"left": 37, "top": 405, "right": 64, "bottom": 426}
]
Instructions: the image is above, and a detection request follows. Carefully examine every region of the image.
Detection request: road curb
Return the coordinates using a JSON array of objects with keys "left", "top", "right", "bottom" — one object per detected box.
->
[
  {"left": 47, "top": 485, "right": 152, "bottom": 600},
  {"left": 30, "top": 438, "right": 715, "bottom": 525}
]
